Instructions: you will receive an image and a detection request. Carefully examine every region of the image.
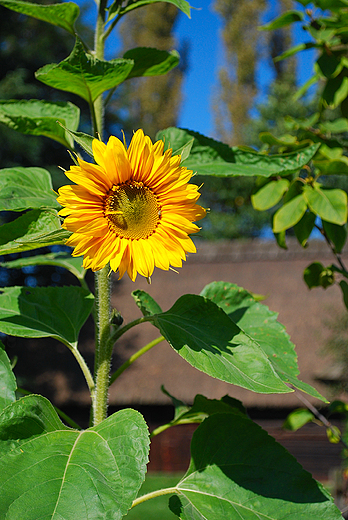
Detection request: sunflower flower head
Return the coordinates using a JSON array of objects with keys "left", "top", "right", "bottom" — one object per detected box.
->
[{"left": 57, "top": 129, "right": 206, "bottom": 281}]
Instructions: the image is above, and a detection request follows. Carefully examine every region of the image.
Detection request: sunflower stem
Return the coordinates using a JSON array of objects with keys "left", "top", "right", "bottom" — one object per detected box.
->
[
  {"left": 93, "top": 0, "right": 107, "bottom": 139},
  {"left": 93, "top": 265, "right": 112, "bottom": 426}
]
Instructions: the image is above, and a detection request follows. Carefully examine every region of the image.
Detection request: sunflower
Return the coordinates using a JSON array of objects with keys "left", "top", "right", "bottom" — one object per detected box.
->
[{"left": 57, "top": 129, "right": 206, "bottom": 281}]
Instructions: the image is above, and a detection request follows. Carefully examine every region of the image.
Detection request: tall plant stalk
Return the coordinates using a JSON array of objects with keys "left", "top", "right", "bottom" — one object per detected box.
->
[{"left": 91, "top": 2, "right": 113, "bottom": 426}]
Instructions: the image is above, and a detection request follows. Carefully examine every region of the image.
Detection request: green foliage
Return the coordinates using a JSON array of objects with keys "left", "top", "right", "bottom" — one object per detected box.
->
[
  {"left": 0, "top": 167, "right": 60, "bottom": 211},
  {"left": 36, "top": 39, "right": 134, "bottom": 104},
  {"left": 0, "top": 252, "right": 85, "bottom": 281},
  {"left": 0, "top": 0, "right": 345, "bottom": 517},
  {"left": 0, "top": 0, "right": 79, "bottom": 35},
  {"left": 107, "top": 0, "right": 191, "bottom": 21},
  {"left": 0, "top": 100, "right": 80, "bottom": 148},
  {"left": 132, "top": 289, "right": 163, "bottom": 316},
  {"left": 151, "top": 293, "right": 290, "bottom": 394},
  {"left": 0, "top": 210, "right": 69, "bottom": 255},
  {"left": 0, "top": 342, "right": 16, "bottom": 412},
  {"left": 169, "top": 413, "right": 341, "bottom": 519},
  {"left": 283, "top": 408, "right": 315, "bottom": 431},
  {"left": 200, "top": 281, "right": 326, "bottom": 401},
  {"left": 0, "top": 285, "right": 93, "bottom": 348},
  {"left": 0, "top": 395, "right": 149, "bottom": 519},
  {"left": 157, "top": 127, "right": 320, "bottom": 177},
  {"left": 304, "top": 262, "right": 335, "bottom": 289}
]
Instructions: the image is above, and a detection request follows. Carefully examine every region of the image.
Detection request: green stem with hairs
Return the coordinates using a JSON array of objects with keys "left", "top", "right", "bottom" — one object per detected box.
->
[
  {"left": 93, "top": 265, "right": 113, "bottom": 425},
  {"left": 131, "top": 488, "right": 178, "bottom": 509},
  {"left": 109, "top": 336, "right": 164, "bottom": 386},
  {"left": 107, "top": 314, "right": 155, "bottom": 349}
]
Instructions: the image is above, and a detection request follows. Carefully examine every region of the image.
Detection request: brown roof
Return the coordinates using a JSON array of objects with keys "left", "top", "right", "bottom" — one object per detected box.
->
[
  {"left": 8, "top": 238, "right": 346, "bottom": 409},
  {"left": 107, "top": 238, "right": 345, "bottom": 408}
]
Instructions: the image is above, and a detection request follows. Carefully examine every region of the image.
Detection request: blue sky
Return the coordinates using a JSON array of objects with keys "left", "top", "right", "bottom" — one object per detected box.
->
[{"left": 79, "top": 0, "right": 317, "bottom": 139}]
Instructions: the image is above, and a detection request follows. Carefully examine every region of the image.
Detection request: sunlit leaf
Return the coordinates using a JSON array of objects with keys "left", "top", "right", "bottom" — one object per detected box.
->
[
  {"left": 150, "top": 294, "right": 290, "bottom": 394},
  {"left": 0, "top": 167, "right": 60, "bottom": 212},
  {"left": 303, "top": 184, "right": 347, "bottom": 225},
  {"left": 0, "top": 0, "right": 79, "bottom": 35},
  {"left": 0, "top": 396, "right": 149, "bottom": 519},
  {"left": 273, "top": 194, "right": 307, "bottom": 233},
  {"left": 107, "top": 0, "right": 191, "bottom": 22},
  {"left": 0, "top": 100, "right": 80, "bottom": 148},
  {"left": 157, "top": 127, "right": 320, "bottom": 177},
  {"left": 251, "top": 179, "right": 289, "bottom": 211},
  {"left": 283, "top": 408, "right": 315, "bottom": 431},
  {"left": 201, "top": 281, "right": 326, "bottom": 402},
  {"left": 36, "top": 39, "right": 134, "bottom": 103}
]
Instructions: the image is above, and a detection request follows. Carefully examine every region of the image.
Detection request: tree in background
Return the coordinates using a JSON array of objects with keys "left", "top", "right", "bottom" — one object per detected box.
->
[
  {"left": 110, "top": 2, "right": 185, "bottom": 140},
  {"left": 213, "top": 0, "right": 266, "bottom": 147},
  {"left": 197, "top": 0, "right": 311, "bottom": 241}
]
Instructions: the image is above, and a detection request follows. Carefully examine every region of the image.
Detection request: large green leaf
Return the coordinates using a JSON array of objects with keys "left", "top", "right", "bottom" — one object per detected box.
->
[
  {"left": 303, "top": 184, "right": 347, "bottom": 225},
  {"left": 169, "top": 413, "right": 341, "bottom": 519},
  {"left": 0, "top": 100, "right": 80, "bottom": 148},
  {"left": 150, "top": 294, "right": 290, "bottom": 394},
  {"left": 107, "top": 0, "right": 191, "bottom": 22},
  {"left": 273, "top": 194, "right": 308, "bottom": 233},
  {"left": 156, "top": 127, "right": 320, "bottom": 177},
  {"left": 0, "top": 285, "right": 94, "bottom": 349},
  {"left": 0, "top": 252, "right": 85, "bottom": 281},
  {"left": 200, "top": 282, "right": 326, "bottom": 401},
  {"left": 0, "top": 210, "right": 70, "bottom": 255},
  {"left": 124, "top": 47, "right": 179, "bottom": 78},
  {"left": 251, "top": 179, "right": 290, "bottom": 211},
  {"left": 36, "top": 39, "right": 134, "bottom": 103},
  {"left": 0, "top": 167, "right": 60, "bottom": 211},
  {"left": 0, "top": 395, "right": 149, "bottom": 519},
  {"left": 0, "top": 342, "right": 16, "bottom": 413},
  {"left": 0, "top": 0, "right": 79, "bottom": 35}
]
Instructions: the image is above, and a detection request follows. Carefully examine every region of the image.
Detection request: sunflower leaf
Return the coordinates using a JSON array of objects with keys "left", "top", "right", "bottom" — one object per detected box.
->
[
  {"left": 0, "top": 252, "right": 85, "bottom": 281},
  {"left": 200, "top": 281, "right": 327, "bottom": 402},
  {"left": 151, "top": 294, "right": 290, "bottom": 394},
  {"left": 107, "top": 0, "right": 191, "bottom": 23},
  {"left": 0, "top": 342, "right": 16, "bottom": 413},
  {"left": 170, "top": 413, "right": 341, "bottom": 519},
  {"left": 0, "top": 210, "right": 70, "bottom": 255},
  {"left": 0, "top": 0, "right": 79, "bottom": 35},
  {"left": 0, "top": 396, "right": 149, "bottom": 518},
  {"left": 156, "top": 127, "right": 320, "bottom": 177},
  {"left": 123, "top": 47, "right": 180, "bottom": 78},
  {"left": 0, "top": 167, "right": 60, "bottom": 211},
  {"left": 58, "top": 124, "right": 94, "bottom": 157},
  {"left": 0, "top": 286, "right": 94, "bottom": 349},
  {"left": 0, "top": 100, "right": 80, "bottom": 148},
  {"left": 35, "top": 39, "right": 134, "bottom": 103}
]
